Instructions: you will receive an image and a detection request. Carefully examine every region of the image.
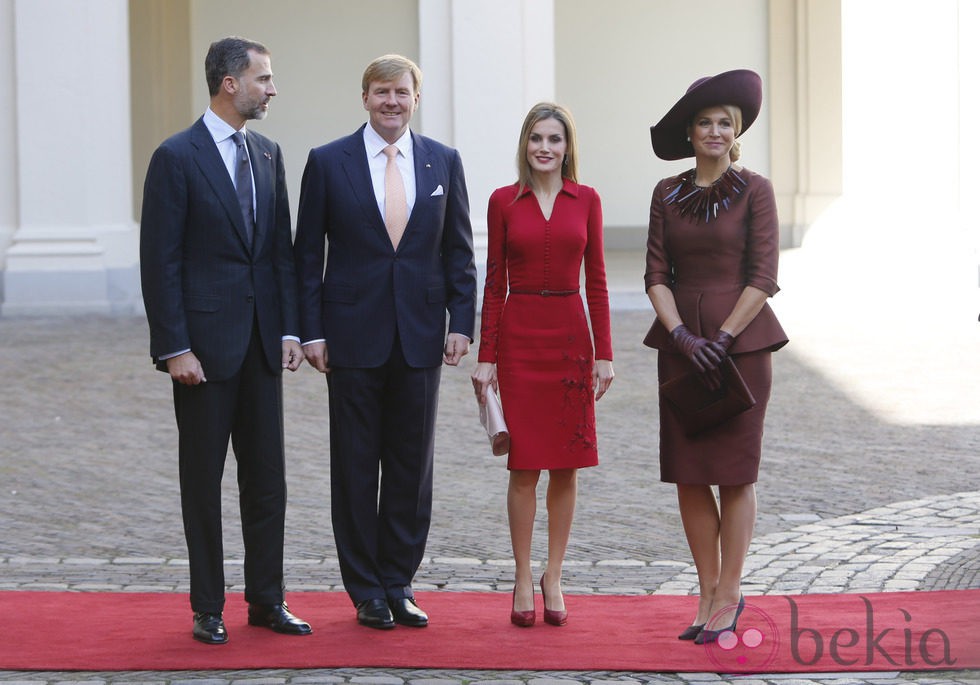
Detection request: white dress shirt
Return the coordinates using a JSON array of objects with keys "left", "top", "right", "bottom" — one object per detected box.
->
[{"left": 363, "top": 124, "right": 416, "bottom": 221}]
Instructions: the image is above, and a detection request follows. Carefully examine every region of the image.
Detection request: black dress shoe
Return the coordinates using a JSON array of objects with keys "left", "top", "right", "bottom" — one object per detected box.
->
[
  {"left": 389, "top": 597, "right": 428, "bottom": 627},
  {"left": 192, "top": 611, "right": 228, "bottom": 645},
  {"left": 356, "top": 598, "right": 395, "bottom": 629},
  {"left": 247, "top": 602, "right": 312, "bottom": 635}
]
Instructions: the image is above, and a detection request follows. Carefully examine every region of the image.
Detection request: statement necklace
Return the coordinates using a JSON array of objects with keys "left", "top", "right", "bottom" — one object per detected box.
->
[{"left": 663, "top": 165, "right": 748, "bottom": 224}]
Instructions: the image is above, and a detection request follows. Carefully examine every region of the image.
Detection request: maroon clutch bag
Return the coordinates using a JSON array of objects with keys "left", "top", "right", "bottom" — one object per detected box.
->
[{"left": 659, "top": 357, "right": 756, "bottom": 437}]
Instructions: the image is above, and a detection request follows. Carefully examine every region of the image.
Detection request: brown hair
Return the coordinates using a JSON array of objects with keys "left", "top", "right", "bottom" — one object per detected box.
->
[{"left": 515, "top": 102, "right": 579, "bottom": 195}]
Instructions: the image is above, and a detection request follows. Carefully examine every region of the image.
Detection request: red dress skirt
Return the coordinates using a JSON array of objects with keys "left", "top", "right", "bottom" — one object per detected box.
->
[{"left": 497, "top": 292, "right": 598, "bottom": 471}]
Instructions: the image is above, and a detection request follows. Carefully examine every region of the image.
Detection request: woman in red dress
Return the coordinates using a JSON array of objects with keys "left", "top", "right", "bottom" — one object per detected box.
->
[
  {"left": 472, "top": 102, "right": 614, "bottom": 627},
  {"left": 645, "top": 71, "right": 788, "bottom": 644}
]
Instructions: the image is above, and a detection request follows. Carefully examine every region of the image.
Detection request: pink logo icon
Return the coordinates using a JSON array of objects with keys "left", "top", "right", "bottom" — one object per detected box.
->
[{"left": 702, "top": 601, "right": 780, "bottom": 672}]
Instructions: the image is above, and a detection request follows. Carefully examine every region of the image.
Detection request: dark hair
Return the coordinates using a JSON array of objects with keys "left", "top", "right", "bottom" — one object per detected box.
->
[{"left": 205, "top": 37, "right": 269, "bottom": 96}]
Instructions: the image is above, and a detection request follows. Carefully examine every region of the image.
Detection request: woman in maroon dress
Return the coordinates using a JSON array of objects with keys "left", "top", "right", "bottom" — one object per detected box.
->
[
  {"left": 644, "top": 71, "right": 788, "bottom": 644},
  {"left": 472, "top": 103, "right": 614, "bottom": 627}
]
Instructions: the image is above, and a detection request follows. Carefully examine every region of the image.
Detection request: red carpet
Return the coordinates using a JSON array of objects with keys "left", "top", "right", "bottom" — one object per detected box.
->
[{"left": 1, "top": 590, "right": 977, "bottom": 673}]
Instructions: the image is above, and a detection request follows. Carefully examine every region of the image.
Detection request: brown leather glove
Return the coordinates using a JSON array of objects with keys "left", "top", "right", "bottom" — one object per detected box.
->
[
  {"left": 707, "top": 330, "right": 735, "bottom": 358},
  {"left": 700, "top": 330, "right": 735, "bottom": 391}
]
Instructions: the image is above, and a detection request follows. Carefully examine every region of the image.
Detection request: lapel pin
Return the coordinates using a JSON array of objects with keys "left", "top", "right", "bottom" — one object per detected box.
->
[
  {"left": 425, "top": 163, "right": 431, "bottom": 168},
  {"left": 264, "top": 152, "right": 272, "bottom": 159}
]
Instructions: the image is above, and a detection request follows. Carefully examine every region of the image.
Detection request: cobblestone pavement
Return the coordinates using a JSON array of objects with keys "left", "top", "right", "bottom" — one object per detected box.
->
[{"left": 1, "top": 248, "right": 978, "bottom": 684}]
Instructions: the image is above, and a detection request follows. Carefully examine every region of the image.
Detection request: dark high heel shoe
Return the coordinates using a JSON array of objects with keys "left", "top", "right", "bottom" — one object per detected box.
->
[
  {"left": 510, "top": 587, "right": 535, "bottom": 627},
  {"left": 695, "top": 594, "right": 745, "bottom": 645},
  {"left": 677, "top": 623, "right": 705, "bottom": 640},
  {"left": 540, "top": 575, "right": 567, "bottom": 626}
]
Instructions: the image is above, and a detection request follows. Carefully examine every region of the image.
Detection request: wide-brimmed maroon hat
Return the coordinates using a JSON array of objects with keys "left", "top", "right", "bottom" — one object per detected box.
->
[{"left": 650, "top": 69, "right": 763, "bottom": 160}]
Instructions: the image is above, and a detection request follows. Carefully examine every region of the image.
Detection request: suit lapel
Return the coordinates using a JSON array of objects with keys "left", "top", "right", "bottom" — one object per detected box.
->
[
  {"left": 407, "top": 133, "right": 433, "bottom": 233},
  {"left": 341, "top": 127, "right": 390, "bottom": 243},
  {"left": 189, "top": 119, "right": 252, "bottom": 254}
]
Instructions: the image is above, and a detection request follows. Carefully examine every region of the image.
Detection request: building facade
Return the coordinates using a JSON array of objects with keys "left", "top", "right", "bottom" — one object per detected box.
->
[{"left": 1, "top": 0, "right": 973, "bottom": 316}]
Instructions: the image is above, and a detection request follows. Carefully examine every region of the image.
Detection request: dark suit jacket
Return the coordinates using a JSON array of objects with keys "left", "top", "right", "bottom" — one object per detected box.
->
[
  {"left": 293, "top": 125, "right": 477, "bottom": 368},
  {"left": 140, "top": 117, "right": 298, "bottom": 381}
]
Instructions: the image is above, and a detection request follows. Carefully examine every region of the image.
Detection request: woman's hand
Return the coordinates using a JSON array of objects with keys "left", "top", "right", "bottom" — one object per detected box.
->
[
  {"left": 471, "top": 361, "right": 497, "bottom": 405},
  {"left": 593, "top": 359, "right": 615, "bottom": 401}
]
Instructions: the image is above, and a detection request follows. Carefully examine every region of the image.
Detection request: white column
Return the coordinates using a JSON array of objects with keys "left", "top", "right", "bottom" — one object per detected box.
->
[
  {"left": 418, "top": 0, "right": 555, "bottom": 292},
  {"left": 2, "top": 0, "right": 139, "bottom": 315},
  {"left": 0, "top": 0, "right": 18, "bottom": 280}
]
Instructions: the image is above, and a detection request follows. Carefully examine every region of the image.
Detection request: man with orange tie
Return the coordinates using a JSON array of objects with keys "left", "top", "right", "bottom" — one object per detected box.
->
[{"left": 293, "top": 54, "right": 477, "bottom": 629}]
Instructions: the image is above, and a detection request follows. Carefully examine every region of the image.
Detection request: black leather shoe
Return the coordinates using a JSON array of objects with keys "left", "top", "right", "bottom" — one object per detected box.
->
[
  {"left": 389, "top": 597, "right": 428, "bottom": 627},
  {"left": 247, "top": 602, "right": 312, "bottom": 635},
  {"left": 356, "top": 598, "right": 395, "bottom": 629},
  {"left": 192, "top": 611, "right": 228, "bottom": 645}
]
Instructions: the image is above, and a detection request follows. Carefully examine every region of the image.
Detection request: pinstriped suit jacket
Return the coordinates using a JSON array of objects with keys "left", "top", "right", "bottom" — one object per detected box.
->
[{"left": 140, "top": 117, "right": 299, "bottom": 382}]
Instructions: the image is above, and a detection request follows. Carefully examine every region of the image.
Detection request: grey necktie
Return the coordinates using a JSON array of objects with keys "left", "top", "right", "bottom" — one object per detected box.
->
[{"left": 232, "top": 131, "right": 254, "bottom": 245}]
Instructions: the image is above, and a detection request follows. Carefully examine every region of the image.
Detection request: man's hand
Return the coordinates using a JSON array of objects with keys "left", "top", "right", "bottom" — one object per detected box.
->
[
  {"left": 443, "top": 332, "right": 470, "bottom": 366},
  {"left": 282, "top": 339, "right": 304, "bottom": 371},
  {"left": 303, "top": 341, "right": 330, "bottom": 373},
  {"left": 166, "top": 351, "right": 206, "bottom": 385}
]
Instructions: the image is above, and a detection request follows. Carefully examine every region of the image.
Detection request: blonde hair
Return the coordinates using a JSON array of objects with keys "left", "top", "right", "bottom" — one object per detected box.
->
[
  {"left": 722, "top": 104, "right": 743, "bottom": 162},
  {"left": 687, "top": 104, "right": 744, "bottom": 162},
  {"left": 516, "top": 102, "right": 579, "bottom": 195},
  {"left": 361, "top": 54, "right": 422, "bottom": 95}
]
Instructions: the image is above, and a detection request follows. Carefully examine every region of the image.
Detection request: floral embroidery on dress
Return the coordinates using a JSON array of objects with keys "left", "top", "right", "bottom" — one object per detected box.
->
[{"left": 558, "top": 340, "right": 595, "bottom": 451}]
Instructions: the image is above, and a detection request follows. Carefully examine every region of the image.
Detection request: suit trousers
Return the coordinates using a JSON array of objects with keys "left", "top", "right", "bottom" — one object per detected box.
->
[
  {"left": 172, "top": 324, "right": 286, "bottom": 613},
  {"left": 327, "top": 335, "right": 441, "bottom": 604}
]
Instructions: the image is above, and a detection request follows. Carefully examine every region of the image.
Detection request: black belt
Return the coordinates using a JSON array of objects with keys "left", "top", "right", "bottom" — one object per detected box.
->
[{"left": 509, "top": 289, "right": 579, "bottom": 297}]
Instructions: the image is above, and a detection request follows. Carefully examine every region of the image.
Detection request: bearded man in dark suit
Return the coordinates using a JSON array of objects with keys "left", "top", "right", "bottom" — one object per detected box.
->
[
  {"left": 294, "top": 54, "right": 477, "bottom": 630},
  {"left": 140, "top": 36, "right": 311, "bottom": 645}
]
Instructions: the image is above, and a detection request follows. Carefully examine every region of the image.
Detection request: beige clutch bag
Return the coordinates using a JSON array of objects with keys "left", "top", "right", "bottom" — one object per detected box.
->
[{"left": 479, "top": 385, "right": 510, "bottom": 456}]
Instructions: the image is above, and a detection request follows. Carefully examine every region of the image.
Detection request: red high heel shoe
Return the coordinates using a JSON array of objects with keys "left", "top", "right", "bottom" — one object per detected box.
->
[
  {"left": 510, "top": 587, "right": 535, "bottom": 627},
  {"left": 540, "top": 575, "right": 567, "bottom": 626}
]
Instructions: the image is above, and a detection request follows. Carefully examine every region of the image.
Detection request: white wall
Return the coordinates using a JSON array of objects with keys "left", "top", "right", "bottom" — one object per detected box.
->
[
  {"left": 188, "top": 0, "right": 421, "bottom": 222},
  {"left": 555, "top": 0, "right": 770, "bottom": 245}
]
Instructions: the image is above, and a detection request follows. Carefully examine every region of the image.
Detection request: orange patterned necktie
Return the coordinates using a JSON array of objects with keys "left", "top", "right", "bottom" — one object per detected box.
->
[{"left": 382, "top": 144, "right": 407, "bottom": 249}]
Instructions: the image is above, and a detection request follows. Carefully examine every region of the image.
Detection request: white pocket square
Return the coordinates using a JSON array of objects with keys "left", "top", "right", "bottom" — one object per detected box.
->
[{"left": 430, "top": 185, "right": 444, "bottom": 197}]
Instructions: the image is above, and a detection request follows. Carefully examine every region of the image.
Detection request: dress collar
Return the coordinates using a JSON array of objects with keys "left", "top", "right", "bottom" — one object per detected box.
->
[{"left": 516, "top": 177, "right": 579, "bottom": 199}]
